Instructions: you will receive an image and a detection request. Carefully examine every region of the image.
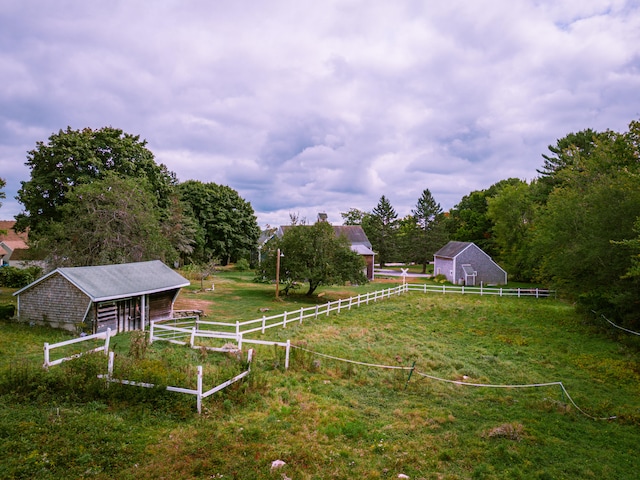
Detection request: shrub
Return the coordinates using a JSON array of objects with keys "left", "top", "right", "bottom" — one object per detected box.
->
[
  {"left": 234, "top": 258, "right": 250, "bottom": 271},
  {"left": 0, "top": 266, "right": 43, "bottom": 288},
  {"left": 0, "top": 303, "right": 15, "bottom": 319}
]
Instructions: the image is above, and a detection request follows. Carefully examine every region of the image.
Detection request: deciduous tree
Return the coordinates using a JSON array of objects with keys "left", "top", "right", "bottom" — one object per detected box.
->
[
  {"left": 340, "top": 208, "right": 368, "bottom": 226},
  {"left": 531, "top": 120, "right": 640, "bottom": 325},
  {"left": 15, "top": 126, "right": 176, "bottom": 235},
  {"left": 257, "top": 221, "right": 366, "bottom": 296},
  {"left": 486, "top": 180, "right": 537, "bottom": 281},
  {"left": 178, "top": 180, "right": 260, "bottom": 265},
  {"left": 36, "top": 174, "right": 174, "bottom": 267}
]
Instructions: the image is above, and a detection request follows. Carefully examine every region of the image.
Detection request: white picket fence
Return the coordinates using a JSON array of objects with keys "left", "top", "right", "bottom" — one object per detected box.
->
[
  {"left": 149, "top": 283, "right": 553, "bottom": 359},
  {"left": 406, "top": 283, "right": 554, "bottom": 298},
  {"left": 43, "top": 328, "right": 113, "bottom": 369},
  {"left": 41, "top": 281, "right": 553, "bottom": 411},
  {"left": 97, "top": 349, "right": 254, "bottom": 413},
  {"left": 150, "top": 285, "right": 406, "bottom": 345}
]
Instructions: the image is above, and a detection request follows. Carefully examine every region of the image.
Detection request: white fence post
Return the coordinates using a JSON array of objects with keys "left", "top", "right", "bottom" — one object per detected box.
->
[
  {"left": 236, "top": 320, "right": 240, "bottom": 337},
  {"left": 197, "top": 366, "right": 203, "bottom": 414},
  {"left": 348, "top": 296, "right": 352, "bottom": 310},
  {"left": 261, "top": 315, "right": 266, "bottom": 334},
  {"left": 43, "top": 343, "right": 50, "bottom": 369},
  {"left": 149, "top": 322, "right": 155, "bottom": 344},
  {"left": 315, "top": 305, "right": 319, "bottom": 319},
  {"left": 237, "top": 333, "right": 243, "bottom": 351},
  {"left": 190, "top": 327, "right": 196, "bottom": 347},
  {"left": 283, "top": 311, "right": 288, "bottom": 328},
  {"left": 104, "top": 328, "right": 112, "bottom": 354},
  {"left": 299, "top": 307, "right": 303, "bottom": 324},
  {"left": 107, "top": 351, "right": 115, "bottom": 380},
  {"left": 285, "top": 339, "right": 291, "bottom": 370},
  {"left": 337, "top": 298, "right": 342, "bottom": 314}
]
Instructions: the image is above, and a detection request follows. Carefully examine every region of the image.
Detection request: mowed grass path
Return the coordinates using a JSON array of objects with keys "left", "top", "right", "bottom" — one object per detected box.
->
[{"left": 1, "top": 273, "right": 639, "bottom": 479}]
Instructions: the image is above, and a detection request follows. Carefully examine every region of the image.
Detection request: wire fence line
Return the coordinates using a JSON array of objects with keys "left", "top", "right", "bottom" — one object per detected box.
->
[
  {"left": 292, "top": 344, "right": 616, "bottom": 421},
  {"left": 593, "top": 310, "right": 640, "bottom": 336}
]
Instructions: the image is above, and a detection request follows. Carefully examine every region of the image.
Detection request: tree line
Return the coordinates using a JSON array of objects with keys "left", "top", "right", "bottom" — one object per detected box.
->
[
  {"left": 4, "top": 120, "right": 639, "bottom": 327},
  {"left": 11, "top": 127, "right": 260, "bottom": 269},
  {"left": 343, "top": 120, "right": 640, "bottom": 328}
]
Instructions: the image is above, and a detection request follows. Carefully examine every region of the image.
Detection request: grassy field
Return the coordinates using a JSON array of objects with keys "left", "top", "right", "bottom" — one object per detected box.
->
[{"left": 1, "top": 271, "right": 640, "bottom": 479}]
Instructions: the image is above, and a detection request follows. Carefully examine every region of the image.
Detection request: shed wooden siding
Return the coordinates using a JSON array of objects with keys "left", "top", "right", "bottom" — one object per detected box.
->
[
  {"left": 434, "top": 242, "right": 507, "bottom": 285},
  {"left": 454, "top": 245, "right": 506, "bottom": 285},
  {"left": 363, "top": 255, "right": 374, "bottom": 281},
  {"left": 149, "top": 290, "right": 178, "bottom": 321},
  {"left": 17, "top": 273, "right": 91, "bottom": 331},
  {"left": 434, "top": 257, "right": 454, "bottom": 279}
]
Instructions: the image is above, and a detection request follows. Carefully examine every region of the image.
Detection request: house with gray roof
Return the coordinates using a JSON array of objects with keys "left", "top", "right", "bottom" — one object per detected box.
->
[
  {"left": 277, "top": 220, "right": 376, "bottom": 280},
  {"left": 14, "top": 260, "right": 189, "bottom": 334},
  {"left": 433, "top": 241, "right": 507, "bottom": 285}
]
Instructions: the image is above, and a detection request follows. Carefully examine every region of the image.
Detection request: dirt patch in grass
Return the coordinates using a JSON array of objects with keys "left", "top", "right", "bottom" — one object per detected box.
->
[{"left": 173, "top": 297, "right": 214, "bottom": 315}]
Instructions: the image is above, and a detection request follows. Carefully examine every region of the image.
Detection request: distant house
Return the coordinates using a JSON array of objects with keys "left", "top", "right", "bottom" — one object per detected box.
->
[
  {"left": 433, "top": 241, "right": 507, "bottom": 285},
  {"left": 14, "top": 260, "right": 190, "bottom": 334},
  {"left": 331, "top": 225, "right": 375, "bottom": 281},
  {"left": 0, "top": 220, "right": 42, "bottom": 268},
  {"left": 276, "top": 215, "right": 375, "bottom": 280}
]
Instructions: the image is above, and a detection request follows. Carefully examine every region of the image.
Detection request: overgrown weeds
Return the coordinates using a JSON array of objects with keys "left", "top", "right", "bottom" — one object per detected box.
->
[{"left": 1, "top": 275, "right": 640, "bottom": 479}]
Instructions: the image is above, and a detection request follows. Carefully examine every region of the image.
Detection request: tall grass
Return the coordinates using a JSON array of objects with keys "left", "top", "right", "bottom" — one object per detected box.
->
[{"left": 1, "top": 272, "right": 639, "bottom": 479}]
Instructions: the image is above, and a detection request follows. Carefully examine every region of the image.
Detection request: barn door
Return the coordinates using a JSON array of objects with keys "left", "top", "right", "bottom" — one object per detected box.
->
[
  {"left": 117, "top": 298, "right": 142, "bottom": 332},
  {"left": 96, "top": 303, "right": 117, "bottom": 333}
]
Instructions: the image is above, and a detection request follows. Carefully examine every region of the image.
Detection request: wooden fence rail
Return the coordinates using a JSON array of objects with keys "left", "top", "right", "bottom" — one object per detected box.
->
[
  {"left": 44, "top": 328, "right": 112, "bottom": 369},
  {"left": 98, "top": 349, "right": 254, "bottom": 413},
  {"left": 151, "top": 285, "right": 407, "bottom": 345},
  {"left": 406, "top": 283, "right": 554, "bottom": 298}
]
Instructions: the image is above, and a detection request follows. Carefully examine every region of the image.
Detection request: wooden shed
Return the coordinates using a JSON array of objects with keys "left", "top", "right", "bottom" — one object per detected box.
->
[
  {"left": 433, "top": 241, "right": 507, "bottom": 285},
  {"left": 14, "top": 260, "right": 190, "bottom": 334}
]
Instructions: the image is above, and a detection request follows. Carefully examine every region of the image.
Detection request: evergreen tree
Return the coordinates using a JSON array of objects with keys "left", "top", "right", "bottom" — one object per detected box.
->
[
  {"left": 366, "top": 195, "right": 398, "bottom": 267},
  {"left": 409, "top": 189, "right": 447, "bottom": 273}
]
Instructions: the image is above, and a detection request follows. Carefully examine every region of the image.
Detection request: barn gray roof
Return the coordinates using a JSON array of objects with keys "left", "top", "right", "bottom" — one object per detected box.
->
[
  {"left": 15, "top": 260, "right": 189, "bottom": 302},
  {"left": 278, "top": 225, "right": 372, "bottom": 249},
  {"left": 434, "top": 241, "right": 473, "bottom": 259}
]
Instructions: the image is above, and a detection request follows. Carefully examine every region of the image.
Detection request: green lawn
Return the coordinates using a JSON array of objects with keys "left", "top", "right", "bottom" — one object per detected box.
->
[{"left": 1, "top": 270, "right": 639, "bottom": 479}]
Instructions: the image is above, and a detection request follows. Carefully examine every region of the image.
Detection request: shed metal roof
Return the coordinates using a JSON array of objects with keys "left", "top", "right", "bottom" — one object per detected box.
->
[
  {"left": 434, "top": 241, "right": 473, "bottom": 259},
  {"left": 350, "top": 244, "right": 375, "bottom": 256},
  {"left": 15, "top": 260, "right": 190, "bottom": 302}
]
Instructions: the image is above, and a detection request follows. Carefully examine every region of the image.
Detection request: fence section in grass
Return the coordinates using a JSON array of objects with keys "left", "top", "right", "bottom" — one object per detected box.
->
[
  {"left": 98, "top": 349, "right": 254, "bottom": 413},
  {"left": 151, "top": 285, "right": 407, "bottom": 343},
  {"left": 406, "top": 283, "right": 554, "bottom": 298},
  {"left": 43, "top": 328, "right": 112, "bottom": 369}
]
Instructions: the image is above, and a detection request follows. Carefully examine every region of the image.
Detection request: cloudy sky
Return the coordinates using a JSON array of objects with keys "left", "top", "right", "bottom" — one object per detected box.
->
[{"left": 1, "top": 1, "right": 639, "bottom": 227}]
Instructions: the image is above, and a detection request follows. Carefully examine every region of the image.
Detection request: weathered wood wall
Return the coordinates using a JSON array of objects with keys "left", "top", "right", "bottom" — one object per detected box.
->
[{"left": 17, "top": 273, "right": 91, "bottom": 332}]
